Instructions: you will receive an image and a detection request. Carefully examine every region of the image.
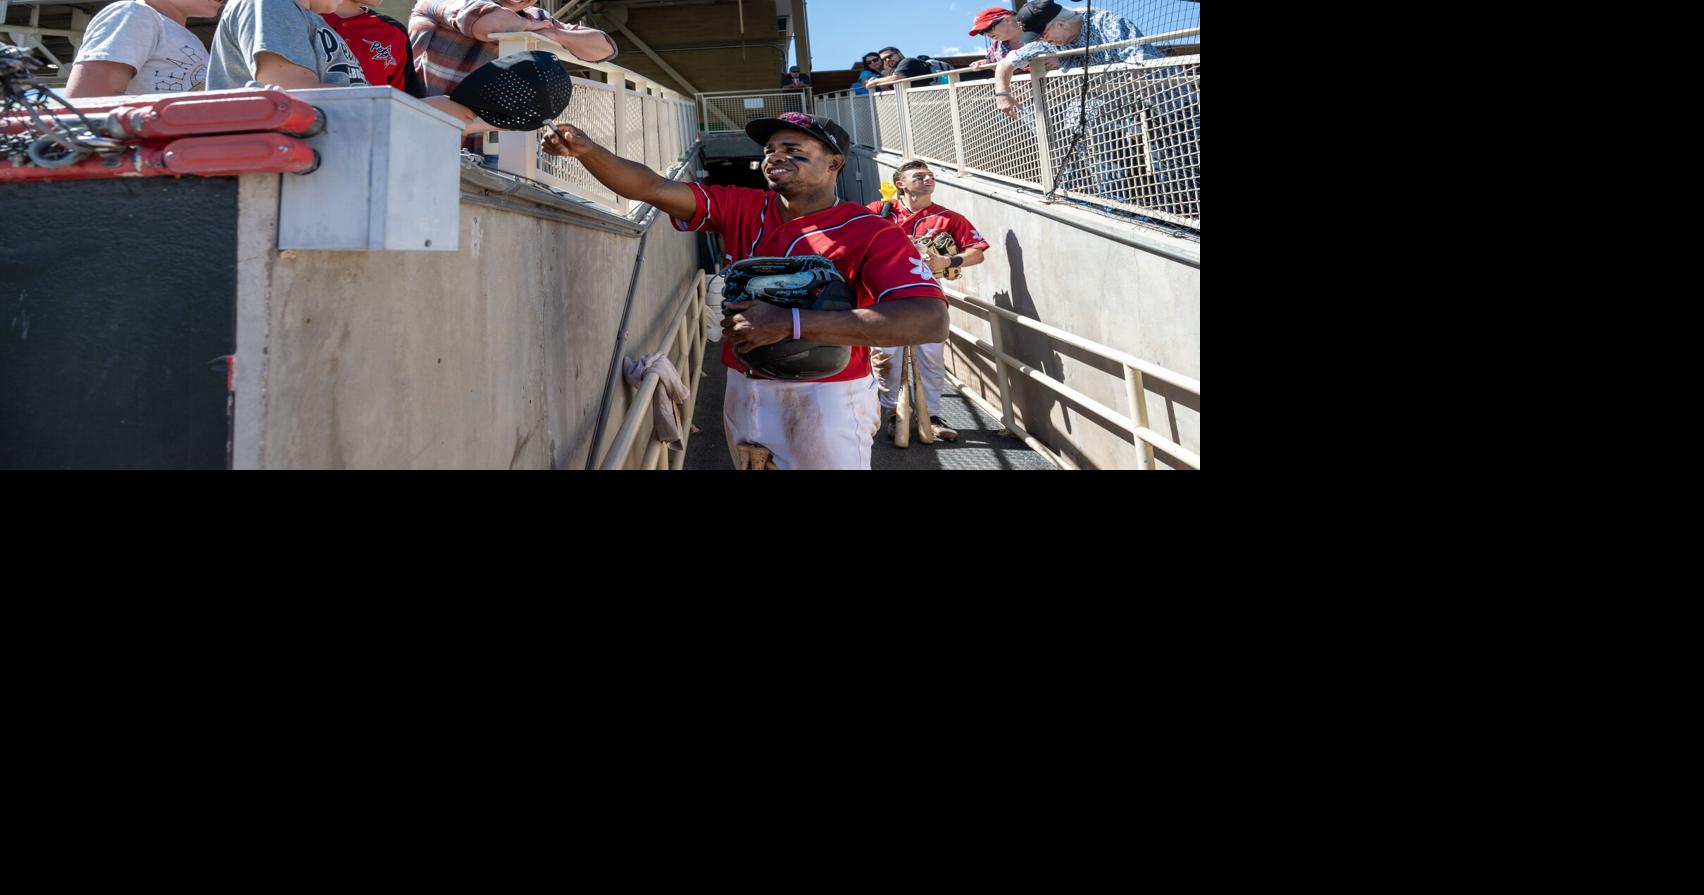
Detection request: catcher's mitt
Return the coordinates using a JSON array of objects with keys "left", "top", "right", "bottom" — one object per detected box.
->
[{"left": 912, "top": 231, "right": 962, "bottom": 281}]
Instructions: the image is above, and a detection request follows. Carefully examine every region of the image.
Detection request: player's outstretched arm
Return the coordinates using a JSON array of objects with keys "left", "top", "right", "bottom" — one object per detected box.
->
[{"left": 541, "top": 123, "right": 697, "bottom": 220}]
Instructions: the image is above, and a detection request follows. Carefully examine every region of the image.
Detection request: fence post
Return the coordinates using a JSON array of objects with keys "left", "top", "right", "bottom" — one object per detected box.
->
[
  {"left": 494, "top": 34, "right": 540, "bottom": 182},
  {"left": 947, "top": 72, "right": 966, "bottom": 174},
  {"left": 1029, "top": 56, "right": 1056, "bottom": 201},
  {"left": 609, "top": 75, "right": 630, "bottom": 213},
  {"left": 988, "top": 312, "right": 1016, "bottom": 436},
  {"left": 894, "top": 80, "right": 915, "bottom": 159},
  {"left": 644, "top": 90, "right": 660, "bottom": 171},
  {"left": 1122, "top": 366, "right": 1156, "bottom": 469}
]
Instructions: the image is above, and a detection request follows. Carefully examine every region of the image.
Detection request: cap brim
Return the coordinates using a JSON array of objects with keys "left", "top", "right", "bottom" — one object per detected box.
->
[{"left": 475, "top": 113, "right": 547, "bottom": 131}]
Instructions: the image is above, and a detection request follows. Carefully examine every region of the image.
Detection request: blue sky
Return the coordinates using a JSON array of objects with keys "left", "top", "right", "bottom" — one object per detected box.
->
[{"left": 801, "top": 0, "right": 1005, "bottom": 70}]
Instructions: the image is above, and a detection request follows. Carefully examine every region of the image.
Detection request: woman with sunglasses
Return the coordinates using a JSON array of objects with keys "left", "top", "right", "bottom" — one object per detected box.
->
[{"left": 852, "top": 52, "right": 881, "bottom": 95}]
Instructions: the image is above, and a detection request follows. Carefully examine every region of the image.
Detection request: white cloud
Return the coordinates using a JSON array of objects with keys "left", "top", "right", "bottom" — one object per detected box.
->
[{"left": 940, "top": 46, "right": 963, "bottom": 56}]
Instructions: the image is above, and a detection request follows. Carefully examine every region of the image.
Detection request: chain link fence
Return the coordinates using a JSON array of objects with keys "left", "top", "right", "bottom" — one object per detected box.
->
[
  {"left": 811, "top": 0, "right": 1199, "bottom": 229},
  {"left": 533, "top": 77, "right": 621, "bottom": 208},
  {"left": 618, "top": 91, "right": 645, "bottom": 166}
]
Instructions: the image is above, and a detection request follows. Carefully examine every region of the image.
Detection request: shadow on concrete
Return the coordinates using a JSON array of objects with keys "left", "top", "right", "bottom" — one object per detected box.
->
[{"left": 992, "top": 230, "right": 1071, "bottom": 448}]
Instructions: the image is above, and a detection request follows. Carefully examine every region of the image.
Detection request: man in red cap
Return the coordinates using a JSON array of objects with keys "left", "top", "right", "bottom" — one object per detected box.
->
[{"left": 966, "top": 5, "right": 1034, "bottom": 72}]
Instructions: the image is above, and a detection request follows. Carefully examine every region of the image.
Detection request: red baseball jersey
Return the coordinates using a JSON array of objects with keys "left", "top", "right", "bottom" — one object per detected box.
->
[
  {"left": 675, "top": 183, "right": 946, "bottom": 382},
  {"left": 321, "top": 9, "right": 423, "bottom": 95},
  {"left": 867, "top": 200, "right": 991, "bottom": 250}
]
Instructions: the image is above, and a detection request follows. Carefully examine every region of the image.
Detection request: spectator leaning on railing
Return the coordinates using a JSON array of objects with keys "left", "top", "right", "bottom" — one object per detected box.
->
[
  {"left": 408, "top": 0, "right": 616, "bottom": 99},
  {"left": 992, "top": 0, "right": 1198, "bottom": 217},
  {"left": 780, "top": 65, "right": 810, "bottom": 90},
  {"left": 864, "top": 46, "right": 925, "bottom": 90},
  {"left": 65, "top": 0, "right": 224, "bottom": 98},
  {"left": 852, "top": 52, "right": 882, "bottom": 95},
  {"left": 966, "top": 5, "right": 1035, "bottom": 73},
  {"left": 992, "top": 0, "right": 1163, "bottom": 119}
]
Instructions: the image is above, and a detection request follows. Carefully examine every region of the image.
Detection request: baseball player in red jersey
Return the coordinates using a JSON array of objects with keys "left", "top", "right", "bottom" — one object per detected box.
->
[
  {"left": 869, "top": 160, "right": 990, "bottom": 442},
  {"left": 542, "top": 111, "right": 948, "bottom": 469}
]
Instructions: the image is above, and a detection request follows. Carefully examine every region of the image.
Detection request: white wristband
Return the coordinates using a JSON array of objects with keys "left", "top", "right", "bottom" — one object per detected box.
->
[{"left": 791, "top": 308, "right": 801, "bottom": 340}]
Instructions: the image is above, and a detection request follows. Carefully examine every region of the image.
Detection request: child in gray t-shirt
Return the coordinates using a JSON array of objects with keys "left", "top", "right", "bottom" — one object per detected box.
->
[
  {"left": 66, "top": 0, "right": 224, "bottom": 98},
  {"left": 207, "top": 0, "right": 370, "bottom": 90}
]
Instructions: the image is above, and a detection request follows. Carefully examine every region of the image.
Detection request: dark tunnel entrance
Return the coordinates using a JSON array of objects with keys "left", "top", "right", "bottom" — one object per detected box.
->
[{"left": 701, "top": 156, "right": 769, "bottom": 190}]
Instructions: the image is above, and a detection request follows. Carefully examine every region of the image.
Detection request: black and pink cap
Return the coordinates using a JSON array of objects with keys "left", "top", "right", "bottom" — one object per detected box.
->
[
  {"left": 451, "top": 51, "right": 574, "bottom": 131},
  {"left": 745, "top": 112, "right": 851, "bottom": 156}
]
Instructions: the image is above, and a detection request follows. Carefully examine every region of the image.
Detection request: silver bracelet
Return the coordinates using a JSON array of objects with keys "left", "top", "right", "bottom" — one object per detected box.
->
[{"left": 994, "top": 91, "right": 1010, "bottom": 97}]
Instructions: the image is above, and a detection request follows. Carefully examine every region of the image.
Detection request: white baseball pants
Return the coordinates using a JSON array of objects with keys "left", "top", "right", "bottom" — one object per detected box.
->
[{"left": 723, "top": 369, "right": 881, "bottom": 470}]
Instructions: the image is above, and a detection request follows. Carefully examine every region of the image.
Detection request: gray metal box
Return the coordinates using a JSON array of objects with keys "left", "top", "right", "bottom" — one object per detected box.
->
[{"left": 278, "top": 87, "right": 461, "bottom": 251}]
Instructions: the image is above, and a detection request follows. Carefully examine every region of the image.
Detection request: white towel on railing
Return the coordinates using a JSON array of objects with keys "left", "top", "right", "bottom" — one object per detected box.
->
[{"left": 622, "top": 352, "right": 690, "bottom": 451}]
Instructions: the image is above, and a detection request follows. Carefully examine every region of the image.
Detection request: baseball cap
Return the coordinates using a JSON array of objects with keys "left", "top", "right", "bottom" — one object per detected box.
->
[
  {"left": 1016, "top": 0, "right": 1063, "bottom": 33},
  {"left": 969, "top": 6, "right": 1011, "bottom": 36},
  {"left": 746, "top": 112, "right": 851, "bottom": 156},
  {"left": 450, "top": 51, "right": 574, "bottom": 131}
]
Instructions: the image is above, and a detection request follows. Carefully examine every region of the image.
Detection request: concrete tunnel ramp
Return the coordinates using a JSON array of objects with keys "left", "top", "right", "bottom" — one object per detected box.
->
[{"left": 683, "top": 340, "right": 1057, "bottom": 471}]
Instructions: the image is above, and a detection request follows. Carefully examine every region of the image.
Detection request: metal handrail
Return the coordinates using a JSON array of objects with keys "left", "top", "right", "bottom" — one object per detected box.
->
[
  {"left": 939, "top": 284, "right": 1200, "bottom": 470},
  {"left": 946, "top": 287, "right": 1200, "bottom": 395},
  {"left": 697, "top": 87, "right": 813, "bottom": 98},
  {"left": 598, "top": 270, "right": 707, "bottom": 470}
]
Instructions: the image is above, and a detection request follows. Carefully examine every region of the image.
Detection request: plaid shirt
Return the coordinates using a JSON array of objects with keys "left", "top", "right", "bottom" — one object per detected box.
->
[{"left": 408, "top": 0, "right": 613, "bottom": 96}]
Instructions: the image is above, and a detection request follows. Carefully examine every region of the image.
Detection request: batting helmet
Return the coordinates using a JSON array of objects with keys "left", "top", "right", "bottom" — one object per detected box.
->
[{"left": 721, "top": 255, "right": 854, "bottom": 380}]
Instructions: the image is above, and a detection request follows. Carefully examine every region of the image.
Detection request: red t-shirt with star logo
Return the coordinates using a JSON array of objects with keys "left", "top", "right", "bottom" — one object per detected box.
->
[
  {"left": 674, "top": 183, "right": 946, "bottom": 382},
  {"left": 866, "top": 200, "right": 991, "bottom": 251},
  {"left": 321, "top": 9, "right": 424, "bottom": 95}
]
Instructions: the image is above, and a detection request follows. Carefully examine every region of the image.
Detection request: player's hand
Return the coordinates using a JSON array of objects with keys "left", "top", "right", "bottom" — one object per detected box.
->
[
  {"left": 927, "top": 252, "right": 951, "bottom": 274},
  {"left": 721, "top": 300, "right": 791, "bottom": 351},
  {"left": 542, "top": 123, "right": 594, "bottom": 158},
  {"left": 996, "top": 94, "right": 1019, "bottom": 119}
]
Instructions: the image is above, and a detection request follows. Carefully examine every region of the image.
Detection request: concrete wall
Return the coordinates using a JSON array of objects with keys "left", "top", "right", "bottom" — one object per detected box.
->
[
  {"left": 233, "top": 174, "right": 700, "bottom": 469},
  {"left": 862, "top": 154, "right": 1201, "bottom": 470}
]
